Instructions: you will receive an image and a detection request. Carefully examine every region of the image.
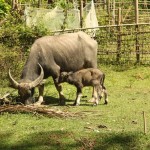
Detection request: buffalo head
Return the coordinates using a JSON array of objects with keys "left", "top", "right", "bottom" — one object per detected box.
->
[{"left": 9, "top": 64, "right": 44, "bottom": 105}]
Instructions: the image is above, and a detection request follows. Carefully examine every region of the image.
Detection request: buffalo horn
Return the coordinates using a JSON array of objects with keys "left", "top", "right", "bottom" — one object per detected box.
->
[
  {"left": 29, "top": 63, "right": 44, "bottom": 88},
  {"left": 8, "top": 69, "right": 19, "bottom": 89}
]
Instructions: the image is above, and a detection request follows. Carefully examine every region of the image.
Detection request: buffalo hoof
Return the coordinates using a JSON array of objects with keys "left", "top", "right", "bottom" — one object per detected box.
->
[
  {"left": 104, "top": 100, "right": 108, "bottom": 105},
  {"left": 93, "top": 103, "right": 98, "bottom": 106},
  {"left": 34, "top": 101, "right": 42, "bottom": 106},
  {"left": 59, "top": 100, "right": 65, "bottom": 106},
  {"left": 59, "top": 95, "right": 66, "bottom": 106},
  {"left": 104, "top": 102, "right": 108, "bottom": 105},
  {"left": 25, "top": 98, "right": 34, "bottom": 105},
  {"left": 88, "top": 98, "right": 95, "bottom": 103},
  {"left": 73, "top": 102, "right": 80, "bottom": 106}
]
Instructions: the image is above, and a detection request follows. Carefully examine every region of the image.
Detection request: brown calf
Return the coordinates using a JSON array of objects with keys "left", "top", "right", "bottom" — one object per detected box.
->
[{"left": 59, "top": 68, "right": 108, "bottom": 106}]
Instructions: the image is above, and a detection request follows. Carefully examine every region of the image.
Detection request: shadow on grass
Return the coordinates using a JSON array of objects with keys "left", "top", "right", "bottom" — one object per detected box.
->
[
  {"left": 93, "top": 132, "right": 146, "bottom": 150},
  {"left": 0, "top": 130, "right": 79, "bottom": 150},
  {"left": 0, "top": 130, "right": 148, "bottom": 150},
  {"left": 42, "top": 96, "right": 74, "bottom": 106},
  {"left": 40, "top": 96, "right": 106, "bottom": 107}
]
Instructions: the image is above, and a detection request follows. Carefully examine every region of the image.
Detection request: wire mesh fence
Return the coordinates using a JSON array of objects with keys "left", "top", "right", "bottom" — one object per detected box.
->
[
  {"left": 95, "top": 0, "right": 150, "bottom": 25},
  {"left": 94, "top": 24, "right": 150, "bottom": 64}
]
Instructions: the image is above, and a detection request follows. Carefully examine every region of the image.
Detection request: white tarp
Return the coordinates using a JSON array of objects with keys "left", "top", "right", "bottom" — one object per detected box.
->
[{"left": 24, "top": 0, "right": 98, "bottom": 33}]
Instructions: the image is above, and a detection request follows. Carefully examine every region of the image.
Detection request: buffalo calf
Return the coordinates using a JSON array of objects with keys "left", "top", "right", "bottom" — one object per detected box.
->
[{"left": 59, "top": 68, "right": 108, "bottom": 106}]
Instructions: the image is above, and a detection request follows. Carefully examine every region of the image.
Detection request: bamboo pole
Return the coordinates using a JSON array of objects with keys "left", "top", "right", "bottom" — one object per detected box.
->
[
  {"left": 50, "top": 23, "right": 150, "bottom": 34},
  {"left": 80, "top": 0, "right": 83, "bottom": 28},
  {"left": 107, "top": 0, "right": 110, "bottom": 25},
  {"left": 135, "top": 0, "right": 140, "bottom": 63},
  {"left": 12, "top": 0, "right": 15, "bottom": 9},
  {"left": 116, "top": 7, "right": 121, "bottom": 62},
  {"left": 112, "top": 0, "right": 115, "bottom": 25},
  {"left": 12, "top": 0, "right": 18, "bottom": 10},
  {"left": 38, "top": 0, "right": 42, "bottom": 8},
  {"left": 143, "top": 111, "right": 147, "bottom": 134},
  {"left": 135, "top": 0, "right": 139, "bottom": 24}
]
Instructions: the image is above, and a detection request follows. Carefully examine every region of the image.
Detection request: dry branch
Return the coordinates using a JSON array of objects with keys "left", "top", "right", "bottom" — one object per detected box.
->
[
  {"left": 0, "top": 93, "right": 11, "bottom": 104},
  {"left": 0, "top": 105, "right": 80, "bottom": 118}
]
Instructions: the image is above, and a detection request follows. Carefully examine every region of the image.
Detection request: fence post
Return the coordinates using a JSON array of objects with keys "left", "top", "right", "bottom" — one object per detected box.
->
[
  {"left": 107, "top": 0, "right": 110, "bottom": 25},
  {"left": 135, "top": 0, "right": 140, "bottom": 63},
  {"left": 38, "top": 0, "right": 42, "bottom": 8},
  {"left": 143, "top": 111, "right": 147, "bottom": 134},
  {"left": 12, "top": 0, "right": 18, "bottom": 10},
  {"left": 116, "top": 8, "right": 121, "bottom": 62},
  {"left": 112, "top": 0, "right": 115, "bottom": 25},
  {"left": 80, "top": 0, "right": 83, "bottom": 28}
]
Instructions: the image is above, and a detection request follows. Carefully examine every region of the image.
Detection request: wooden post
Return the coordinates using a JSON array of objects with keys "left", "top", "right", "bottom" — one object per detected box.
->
[
  {"left": 61, "top": 0, "right": 68, "bottom": 30},
  {"left": 116, "top": 8, "right": 121, "bottom": 62},
  {"left": 135, "top": 0, "right": 139, "bottom": 24},
  {"left": 38, "top": 0, "right": 42, "bottom": 8},
  {"left": 143, "top": 111, "right": 147, "bottom": 134},
  {"left": 112, "top": 0, "right": 115, "bottom": 25},
  {"left": 107, "top": 0, "right": 110, "bottom": 25},
  {"left": 12, "top": 0, "right": 15, "bottom": 9},
  {"left": 83, "top": 0, "right": 87, "bottom": 7},
  {"left": 80, "top": 0, "right": 83, "bottom": 28},
  {"left": 135, "top": 0, "right": 140, "bottom": 63},
  {"left": 12, "top": 0, "right": 18, "bottom": 10},
  {"left": 48, "top": 0, "right": 53, "bottom": 4}
]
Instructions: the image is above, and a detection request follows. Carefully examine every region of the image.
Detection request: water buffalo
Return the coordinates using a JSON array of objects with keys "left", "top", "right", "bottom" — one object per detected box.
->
[
  {"left": 59, "top": 68, "right": 108, "bottom": 106},
  {"left": 9, "top": 31, "right": 98, "bottom": 105}
]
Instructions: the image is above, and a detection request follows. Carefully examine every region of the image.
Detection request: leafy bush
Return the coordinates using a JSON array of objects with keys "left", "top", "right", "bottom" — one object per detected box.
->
[
  {"left": 0, "top": 0, "right": 11, "bottom": 19},
  {"left": 0, "top": 12, "right": 51, "bottom": 87}
]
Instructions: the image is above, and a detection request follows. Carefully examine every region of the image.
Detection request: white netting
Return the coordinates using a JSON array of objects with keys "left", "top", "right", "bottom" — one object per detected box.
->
[{"left": 24, "top": 0, "right": 98, "bottom": 33}]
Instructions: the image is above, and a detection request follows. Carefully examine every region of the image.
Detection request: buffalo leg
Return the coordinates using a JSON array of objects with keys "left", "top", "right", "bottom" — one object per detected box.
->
[
  {"left": 51, "top": 64, "right": 66, "bottom": 105},
  {"left": 34, "top": 84, "right": 44, "bottom": 105},
  {"left": 53, "top": 78, "right": 65, "bottom": 105}
]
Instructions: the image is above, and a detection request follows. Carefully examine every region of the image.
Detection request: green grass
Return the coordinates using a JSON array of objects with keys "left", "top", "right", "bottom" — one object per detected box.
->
[{"left": 0, "top": 65, "right": 150, "bottom": 150}]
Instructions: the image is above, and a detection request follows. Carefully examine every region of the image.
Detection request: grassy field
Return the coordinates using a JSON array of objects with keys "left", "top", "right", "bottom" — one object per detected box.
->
[{"left": 0, "top": 65, "right": 150, "bottom": 150}]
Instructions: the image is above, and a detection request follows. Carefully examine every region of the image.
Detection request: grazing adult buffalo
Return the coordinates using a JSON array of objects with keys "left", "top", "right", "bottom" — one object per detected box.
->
[{"left": 9, "top": 31, "right": 98, "bottom": 105}]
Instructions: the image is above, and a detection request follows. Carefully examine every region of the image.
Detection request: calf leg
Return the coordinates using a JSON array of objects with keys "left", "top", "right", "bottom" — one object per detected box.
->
[
  {"left": 73, "top": 88, "right": 82, "bottom": 106},
  {"left": 97, "top": 85, "right": 108, "bottom": 105},
  {"left": 94, "top": 86, "right": 100, "bottom": 105},
  {"left": 88, "top": 86, "right": 99, "bottom": 105},
  {"left": 88, "top": 87, "right": 96, "bottom": 102},
  {"left": 103, "top": 86, "right": 108, "bottom": 104}
]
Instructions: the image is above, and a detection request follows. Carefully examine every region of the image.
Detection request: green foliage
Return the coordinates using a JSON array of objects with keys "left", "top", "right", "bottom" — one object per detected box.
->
[
  {"left": 1, "top": 12, "right": 49, "bottom": 48},
  {"left": 0, "top": 12, "right": 51, "bottom": 86},
  {"left": 0, "top": 0, "right": 11, "bottom": 19},
  {"left": 55, "top": 0, "right": 73, "bottom": 9}
]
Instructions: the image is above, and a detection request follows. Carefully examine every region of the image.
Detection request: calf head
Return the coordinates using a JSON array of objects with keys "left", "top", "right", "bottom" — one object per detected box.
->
[
  {"left": 59, "top": 71, "right": 73, "bottom": 83},
  {"left": 9, "top": 64, "right": 44, "bottom": 105}
]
